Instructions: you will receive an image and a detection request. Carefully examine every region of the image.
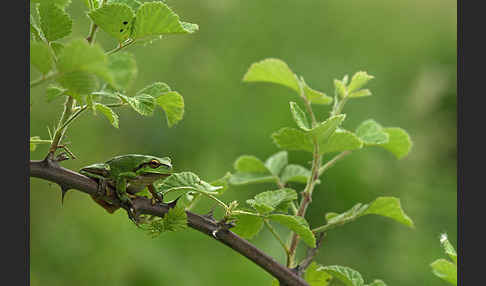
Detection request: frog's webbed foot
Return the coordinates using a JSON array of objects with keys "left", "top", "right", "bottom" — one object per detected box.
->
[{"left": 93, "top": 178, "right": 108, "bottom": 199}]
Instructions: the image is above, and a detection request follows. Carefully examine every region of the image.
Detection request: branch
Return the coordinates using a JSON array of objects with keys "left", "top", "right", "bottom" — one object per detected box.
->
[{"left": 29, "top": 160, "right": 310, "bottom": 286}]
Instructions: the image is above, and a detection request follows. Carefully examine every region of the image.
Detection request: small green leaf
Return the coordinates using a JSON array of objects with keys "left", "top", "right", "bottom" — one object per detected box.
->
[
  {"left": 120, "top": 93, "right": 155, "bottom": 116},
  {"left": 319, "top": 265, "right": 364, "bottom": 286},
  {"left": 302, "top": 78, "right": 332, "bottom": 105},
  {"left": 141, "top": 201, "right": 187, "bottom": 237},
  {"left": 363, "top": 197, "right": 414, "bottom": 228},
  {"left": 311, "top": 114, "right": 346, "bottom": 143},
  {"left": 272, "top": 127, "right": 314, "bottom": 153},
  {"left": 30, "top": 41, "right": 54, "bottom": 74},
  {"left": 439, "top": 234, "right": 457, "bottom": 264},
  {"left": 234, "top": 155, "right": 270, "bottom": 174},
  {"left": 430, "top": 259, "right": 457, "bottom": 285},
  {"left": 229, "top": 173, "right": 277, "bottom": 186},
  {"left": 137, "top": 82, "right": 171, "bottom": 96},
  {"left": 31, "top": 0, "right": 71, "bottom": 9},
  {"left": 88, "top": 3, "right": 135, "bottom": 42},
  {"left": 242, "top": 58, "right": 301, "bottom": 93},
  {"left": 347, "top": 71, "right": 374, "bottom": 93},
  {"left": 264, "top": 151, "right": 288, "bottom": 177},
  {"left": 108, "top": 52, "right": 138, "bottom": 90},
  {"left": 156, "top": 172, "right": 222, "bottom": 195},
  {"left": 319, "top": 129, "right": 363, "bottom": 155},
  {"left": 132, "top": 1, "right": 199, "bottom": 39},
  {"left": 45, "top": 85, "right": 66, "bottom": 102},
  {"left": 107, "top": 0, "right": 141, "bottom": 11},
  {"left": 247, "top": 188, "right": 297, "bottom": 214},
  {"left": 155, "top": 91, "right": 184, "bottom": 127},
  {"left": 30, "top": 15, "right": 44, "bottom": 42},
  {"left": 280, "top": 164, "right": 311, "bottom": 184},
  {"left": 210, "top": 172, "right": 232, "bottom": 195},
  {"left": 334, "top": 78, "right": 347, "bottom": 98},
  {"left": 57, "top": 71, "right": 99, "bottom": 96},
  {"left": 366, "top": 280, "right": 387, "bottom": 286},
  {"left": 380, "top": 127, "right": 412, "bottom": 159},
  {"left": 289, "top": 102, "right": 311, "bottom": 130},
  {"left": 349, "top": 89, "right": 372, "bottom": 98},
  {"left": 305, "top": 262, "right": 332, "bottom": 286},
  {"left": 38, "top": 2, "right": 72, "bottom": 42},
  {"left": 94, "top": 103, "right": 119, "bottom": 128},
  {"left": 355, "top": 119, "right": 389, "bottom": 145},
  {"left": 268, "top": 214, "right": 315, "bottom": 247},
  {"left": 50, "top": 42, "right": 64, "bottom": 57},
  {"left": 231, "top": 213, "right": 264, "bottom": 239}
]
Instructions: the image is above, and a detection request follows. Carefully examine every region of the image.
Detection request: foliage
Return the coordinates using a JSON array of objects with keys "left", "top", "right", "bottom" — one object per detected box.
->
[{"left": 430, "top": 234, "right": 457, "bottom": 285}]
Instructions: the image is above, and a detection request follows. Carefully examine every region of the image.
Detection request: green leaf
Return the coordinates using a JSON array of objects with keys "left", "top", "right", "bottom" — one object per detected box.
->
[
  {"left": 319, "top": 265, "right": 364, "bottom": 286},
  {"left": 289, "top": 102, "right": 311, "bottom": 130},
  {"left": 247, "top": 188, "right": 297, "bottom": 214},
  {"left": 430, "top": 259, "right": 457, "bottom": 285},
  {"left": 349, "top": 89, "right": 372, "bottom": 98},
  {"left": 141, "top": 201, "right": 187, "bottom": 237},
  {"left": 231, "top": 213, "right": 264, "bottom": 239},
  {"left": 210, "top": 172, "right": 232, "bottom": 195},
  {"left": 45, "top": 85, "right": 66, "bottom": 102},
  {"left": 302, "top": 78, "right": 333, "bottom": 105},
  {"left": 107, "top": 0, "right": 141, "bottom": 11},
  {"left": 30, "top": 15, "right": 44, "bottom": 42},
  {"left": 31, "top": 0, "right": 71, "bottom": 9},
  {"left": 50, "top": 42, "right": 64, "bottom": 57},
  {"left": 57, "top": 71, "right": 99, "bottom": 96},
  {"left": 311, "top": 114, "right": 346, "bottom": 142},
  {"left": 38, "top": 3, "right": 72, "bottom": 42},
  {"left": 57, "top": 38, "right": 114, "bottom": 87},
  {"left": 132, "top": 1, "right": 199, "bottom": 39},
  {"left": 334, "top": 78, "right": 347, "bottom": 98},
  {"left": 319, "top": 129, "right": 363, "bottom": 155},
  {"left": 366, "top": 280, "right": 387, "bottom": 286},
  {"left": 440, "top": 234, "right": 457, "bottom": 264},
  {"left": 122, "top": 93, "right": 155, "bottom": 116},
  {"left": 30, "top": 41, "right": 54, "bottom": 74},
  {"left": 363, "top": 197, "right": 414, "bottom": 228},
  {"left": 280, "top": 164, "right": 311, "bottom": 184},
  {"left": 272, "top": 127, "right": 314, "bottom": 153},
  {"left": 234, "top": 155, "right": 270, "bottom": 173},
  {"left": 380, "top": 127, "right": 412, "bottom": 159},
  {"left": 108, "top": 52, "right": 138, "bottom": 90},
  {"left": 347, "top": 71, "right": 374, "bottom": 93},
  {"left": 155, "top": 91, "right": 184, "bottom": 127},
  {"left": 229, "top": 173, "right": 277, "bottom": 186},
  {"left": 94, "top": 103, "right": 119, "bottom": 128},
  {"left": 137, "top": 82, "right": 171, "bottom": 96},
  {"left": 88, "top": 3, "right": 135, "bottom": 42},
  {"left": 264, "top": 151, "right": 288, "bottom": 177},
  {"left": 242, "top": 58, "right": 301, "bottom": 93},
  {"left": 305, "top": 262, "right": 332, "bottom": 286},
  {"left": 355, "top": 119, "right": 389, "bottom": 145},
  {"left": 156, "top": 172, "right": 222, "bottom": 195},
  {"left": 268, "top": 214, "right": 315, "bottom": 247}
]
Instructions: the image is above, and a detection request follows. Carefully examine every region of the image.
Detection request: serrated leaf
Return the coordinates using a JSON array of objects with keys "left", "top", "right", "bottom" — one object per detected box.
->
[
  {"left": 88, "top": 3, "right": 135, "bottom": 42},
  {"left": 132, "top": 1, "right": 198, "bottom": 39},
  {"left": 30, "top": 41, "right": 54, "bottom": 74},
  {"left": 430, "top": 259, "right": 457, "bottom": 285},
  {"left": 141, "top": 201, "right": 187, "bottom": 237},
  {"left": 155, "top": 91, "right": 184, "bottom": 127},
  {"left": 118, "top": 93, "right": 155, "bottom": 116},
  {"left": 107, "top": 0, "right": 141, "bottom": 11},
  {"left": 137, "top": 82, "right": 171, "bottom": 96},
  {"left": 57, "top": 71, "right": 99, "bottom": 95},
  {"left": 348, "top": 71, "right": 374, "bottom": 93},
  {"left": 363, "top": 197, "right": 414, "bottom": 228},
  {"left": 440, "top": 234, "right": 457, "bottom": 264},
  {"left": 280, "top": 164, "right": 311, "bottom": 184},
  {"left": 355, "top": 119, "right": 389, "bottom": 145},
  {"left": 45, "top": 85, "right": 66, "bottom": 102},
  {"left": 57, "top": 38, "right": 114, "bottom": 87},
  {"left": 108, "top": 52, "right": 138, "bottom": 90},
  {"left": 305, "top": 262, "right": 332, "bottom": 286},
  {"left": 264, "top": 151, "right": 288, "bottom": 177},
  {"left": 229, "top": 173, "right": 277, "bottom": 186},
  {"left": 268, "top": 214, "right": 315, "bottom": 247},
  {"left": 234, "top": 155, "right": 270, "bottom": 174},
  {"left": 156, "top": 172, "right": 222, "bottom": 195},
  {"left": 272, "top": 127, "right": 314, "bottom": 153},
  {"left": 366, "top": 280, "right": 387, "bottom": 286},
  {"left": 247, "top": 189, "right": 297, "bottom": 214},
  {"left": 319, "top": 129, "right": 363, "bottom": 155},
  {"left": 302, "top": 78, "right": 333, "bottom": 105},
  {"left": 289, "top": 102, "right": 311, "bottom": 130},
  {"left": 94, "top": 103, "right": 119, "bottom": 128},
  {"left": 319, "top": 265, "right": 364, "bottom": 286},
  {"left": 30, "top": 15, "right": 43, "bottom": 41},
  {"left": 311, "top": 114, "right": 346, "bottom": 142},
  {"left": 38, "top": 3, "right": 72, "bottom": 42},
  {"left": 50, "top": 42, "right": 64, "bottom": 57},
  {"left": 31, "top": 0, "right": 71, "bottom": 8},
  {"left": 231, "top": 213, "right": 264, "bottom": 239},
  {"left": 242, "top": 58, "right": 301, "bottom": 93},
  {"left": 349, "top": 89, "right": 372, "bottom": 98},
  {"left": 380, "top": 128, "right": 412, "bottom": 159},
  {"left": 210, "top": 172, "right": 232, "bottom": 195}
]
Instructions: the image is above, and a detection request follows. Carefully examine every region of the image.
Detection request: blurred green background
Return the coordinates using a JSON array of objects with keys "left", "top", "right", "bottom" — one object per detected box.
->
[{"left": 30, "top": 0, "right": 457, "bottom": 285}]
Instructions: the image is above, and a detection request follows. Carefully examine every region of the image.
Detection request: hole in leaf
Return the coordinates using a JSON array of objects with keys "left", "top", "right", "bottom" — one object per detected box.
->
[
  {"left": 120, "top": 29, "right": 124, "bottom": 32},
  {"left": 123, "top": 21, "right": 128, "bottom": 25}
]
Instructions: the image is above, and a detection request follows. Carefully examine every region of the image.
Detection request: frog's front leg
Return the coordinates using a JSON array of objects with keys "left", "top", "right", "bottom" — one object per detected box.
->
[
  {"left": 148, "top": 184, "right": 164, "bottom": 205},
  {"left": 115, "top": 172, "right": 139, "bottom": 222}
]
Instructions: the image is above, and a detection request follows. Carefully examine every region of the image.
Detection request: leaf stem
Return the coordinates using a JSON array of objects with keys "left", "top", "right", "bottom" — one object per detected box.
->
[
  {"left": 48, "top": 96, "right": 75, "bottom": 157},
  {"left": 318, "top": 151, "right": 352, "bottom": 176},
  {"left": 106, "top": 39, "right": 136, "bottom": 55},
  {"left": 264, "top": 219, "right": 291, "bottom": 261}
]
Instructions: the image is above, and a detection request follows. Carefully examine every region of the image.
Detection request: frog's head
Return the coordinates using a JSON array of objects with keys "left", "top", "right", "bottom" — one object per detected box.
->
[{"left": 133, "top": 156, "right": 173, "bottom": 176}]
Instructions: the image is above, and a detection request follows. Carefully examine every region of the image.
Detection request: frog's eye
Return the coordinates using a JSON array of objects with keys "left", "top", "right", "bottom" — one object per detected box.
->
[{"left": 149, "top": 159, "right": 161, "bottom": 168}]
